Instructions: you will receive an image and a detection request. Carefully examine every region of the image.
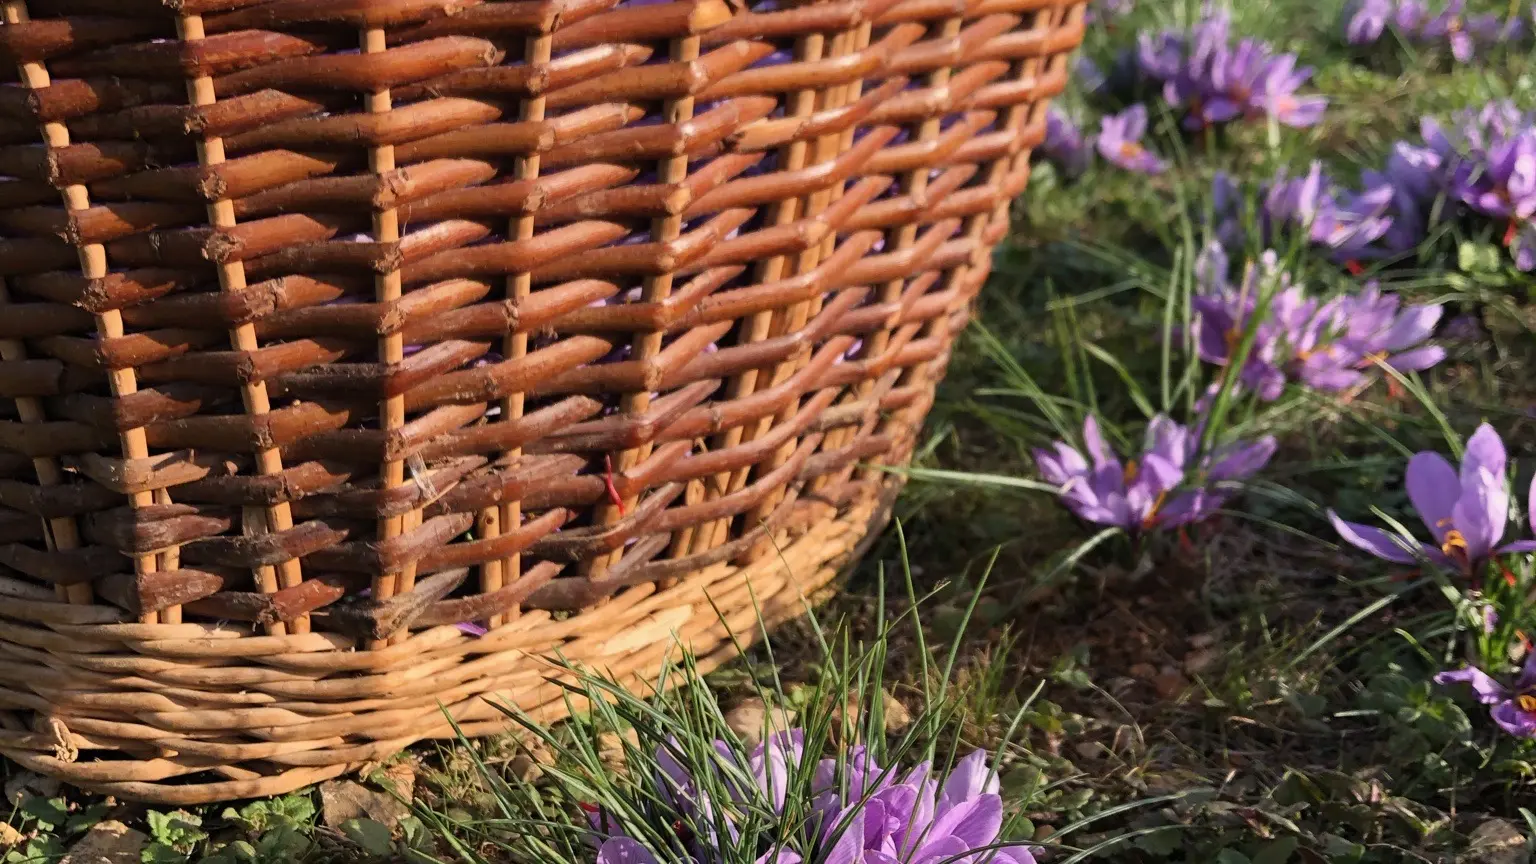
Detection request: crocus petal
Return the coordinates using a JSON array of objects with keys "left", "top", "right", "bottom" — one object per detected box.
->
[
  {"left": 1328, "top": 511, "right": 1424, "bottom": 564},
  {"left": 929, "top": 794, "right": 1004, "bottom": 850},
  {"left": 1082, "top": 415, "right": 1118, "bottom": 471},
  {"left": 597, "top": 838, "right": 660, "bottom": 864},
  {"left": 1435, "top": 666, "right": 1509, "bottom": 704},
  {"left": 1490, "top": 700, "right": 1536, "bottom": 738},
  {"left": 1530, "top": 472, "right": 1536, "bottom": 536},
  {"left": 937, "top": 751, "right": 998, "bottom": 814},
  {"left": 1496, "top": 540, "right": 1536, "bottom": 555},
  {"left": 1451, "top": 468, "right": 1505, "bottom": 559},
  {"left": 1516, "top": 650, "right": 1536, "bottom": 692},
  {"left": 1207, "top": 436, "right": 1277, "bottom": 481},
  {"left": 1462, "top": 424, "right": 1507, "bottom": 488},
  {"left": 1385, "top": 345, "right": 1445, "bottom": 372},
  {"left": 1405, "top": 452, "right": 1459, "bottom": 543},
  {"left": 1379, "top": 304, "right": 1442, "bottom": 351}
]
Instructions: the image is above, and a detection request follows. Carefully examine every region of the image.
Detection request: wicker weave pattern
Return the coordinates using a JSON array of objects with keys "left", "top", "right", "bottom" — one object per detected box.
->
[{"left": 0, "top": 0, "right": 1083, "bottom": 801}]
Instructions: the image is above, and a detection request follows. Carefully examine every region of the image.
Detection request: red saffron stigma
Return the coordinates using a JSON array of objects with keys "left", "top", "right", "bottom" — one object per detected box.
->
[{"left": 1344, "top": 259, "right": 1364, "bottom": 276}]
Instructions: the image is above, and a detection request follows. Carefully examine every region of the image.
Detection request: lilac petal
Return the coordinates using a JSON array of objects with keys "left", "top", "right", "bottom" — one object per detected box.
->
[
  {"left": 930, "top": 794, "right": 1003, "bottom": 849},
  {"left": 597, "top": 838, "right": 659, "bottom": 864},
  {"left": 1450, "top": 29, "right": 1473, "bottom": 62},
  {"left": 1462, "top": 424, "right": 1507, "bottom": 488},
  {"left": 1139, "top": 453, "right": 1185, "bottom": 496},
  {"left": 1434, "top": 666, "right": 1509, "bottom": 704},
  {"left": 1530, "top": 472, "right": 1536, "bottom": 536},
  {"left": 1207, "top": 436, "right": 1277, "bottom": 482},
  {"left": 1385, "top": 345, "right": 1445, "bottom": 372},
  {"left": 938, "top": 751, "right": 998, "bottom": 813},
  {"left": 1516, "top": 650, "right": 1536, "bottom": 692},
  {"left": 1490, "top": 700, "right": 1536, "bottom": 738},
  {"left": 1328, "top": 511, "right": 1424, "bottom": 564},
  {"left": 1450, "top": 469, "right": 1505, "bottom": 559},
  {"left": 1082, "top": 415, "right": 1118, "bottom": 471},
  {"left": 1496, "top": 540, "right": 1536, "bottom": 555},
  {"left": 755, "top": 851, "right": 803, "bottom": 864},
  {"left": 1405, "top": 452, "right": 1458, "bottom": 543},
  {"left": 1379, "top": 304, "right": 1443, "bottom": 351},
  {"left": 822, "top": 806, "right": 865, "bottom": 864}
]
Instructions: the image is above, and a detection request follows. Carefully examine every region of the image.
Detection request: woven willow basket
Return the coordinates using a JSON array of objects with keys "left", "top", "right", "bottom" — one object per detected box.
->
[{"left": 0, "top": 0, "right": 1083, "bottom": 803}]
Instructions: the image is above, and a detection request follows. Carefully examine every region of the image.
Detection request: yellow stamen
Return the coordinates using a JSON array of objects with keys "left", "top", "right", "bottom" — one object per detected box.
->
[
  {"left": 1519, "top": 694, "right": 1536, "bottom": 713},
  {"left": 1140, "top": 490, "right": 1170, "bottom": 530},
  {"left": 1442, "top": 529, "right": 1470, "bottom": 566},
  {"left": 1118, "top": 142, "right": 1143, "bottom": 159},
  {"left": 1356, "top": 351, "right": 1388, "bottom": 369},
  {"left": 1123, "top": 460, "right": 1139, "bottom": 484}
]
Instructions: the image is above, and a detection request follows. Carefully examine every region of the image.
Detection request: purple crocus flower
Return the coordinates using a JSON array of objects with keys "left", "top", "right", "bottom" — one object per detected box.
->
[
  {"left": 819, "top": 750, "right": 1036, "bottom": 864},
  {"left": 1335, "top": 283, "right": 1446, "bottom": 373},
  {"left": 1251, "top": 53, "right": 1327, "bottom": 128},
  {"left": 1036, "top": 413, "right": 1274, "bottom": 532},
  {"left": 1096, "top": 106, "right": 1166, "bottom": 174},
  {"left": 1436, "top": 652, "right": 1536, "bottom": 738},
  {"left": 1264, "top": 163, "right": 1395, "bottom": 261},
  {"left": 1455, "top": 128, "right": 1536, "bottom": 221},
  {"left": 1192, "top": 246, "right": 1288, "bottom": 400},
  {"left": 1344, "top": 0, "right": 1391, "bottom": 44},
  {"left": 1291, "top": 284, "right": 1444, "bottom": 391},
  {"left": 1329, "top": 424, "right": 1536, "bottom": 574},
  {"left": 1034, "top": 415, "right": 1186, "bottom": 532},
  {"left": 1041, "top": 109, "right": 1093, "bottom": 178},
  {"left": 1158, "top": 435, "right": 1279, "bottom": 527},
  {"left": 1421, "top": 0, "right": 1503, "bottom": 62}
]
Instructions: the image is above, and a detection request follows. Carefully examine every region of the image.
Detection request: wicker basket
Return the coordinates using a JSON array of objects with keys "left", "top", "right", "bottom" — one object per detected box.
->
[{"left": 0, "top": 0, "right": 1083, "bottom": 803}]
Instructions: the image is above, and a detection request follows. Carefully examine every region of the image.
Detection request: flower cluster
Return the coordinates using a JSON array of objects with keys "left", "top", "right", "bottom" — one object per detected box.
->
[
  {"left": 1281, "top": 102, "right": 1536, "bottom": 271},
  {"left": 1136, "top": 10, "right": 1326, "bottom": 130},
  {"left": 1344, "top": 0, "right": 1526, "bottom": 60},
  {"left": 592, "top": 735, "right": 1034, "bottom": 864},
  {"left": 1035, "top": 414, "right": 1275, "bottom": 534},
  {"left": 1191, "top": 245, "right": 1445, "bottom": 400},
  {"left": 1330, "top": 424, "right": 1536, "bottom": 576}
]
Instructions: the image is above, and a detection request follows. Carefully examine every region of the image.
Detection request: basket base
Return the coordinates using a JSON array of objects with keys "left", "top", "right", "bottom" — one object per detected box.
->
[{"left": 0, "top": 481, "right": 901, "bottom": 805}]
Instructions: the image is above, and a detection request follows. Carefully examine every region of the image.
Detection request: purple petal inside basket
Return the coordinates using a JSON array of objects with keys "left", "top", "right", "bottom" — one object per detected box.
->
[{"left": 457, "top": 621, "right": 488, "bottom": 637}]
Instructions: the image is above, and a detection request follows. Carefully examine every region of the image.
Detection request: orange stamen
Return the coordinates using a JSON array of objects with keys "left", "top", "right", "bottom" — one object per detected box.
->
[
  {"left": 1519, "top": 694, "right": 1536, "bottom": 714},
  {"left": 1441, "top": 529, "right": 1470, "bottom": 569}
]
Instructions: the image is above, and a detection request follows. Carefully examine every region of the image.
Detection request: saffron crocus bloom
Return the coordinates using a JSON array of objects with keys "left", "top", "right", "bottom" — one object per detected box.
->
[
  {"left": 1041, "top": 109, "right": 1092, "bottom": 178},
  {"left": 1436, "top": 652, "right": 1536, "bottom": 738},
  {"left": 1335, "top": 283, "right": 1446, "bottom": 373},
  {"left": 1096, "top": 105, "right": 1165, "bottom": 174},
  {"left": 1456, "top": 128, "right": 1536, "bottom": 220},
  {"left": 1034, "top": 415, "right": 1186, "bottom": 532},
  {"left": 1191, "top": 246, "right": 1288, "bottom": 400},
  {"left": 1158, "top": 435, "right": 1279, "bottom": 527},
  {"left": 1251, "top": 53, "right": 1327, "bottom": 127},
  {"left": 1421, "top": 0, "right": 1503, "bottom": 62},
  {"left": 1343, "top": 0, "right": 1391, "bottom": 43},
  {"left": 1329, "top": 424, "right": 1536, "bottom": 573},
  {"left": 819, "top": 750, "right": 1037, "bottom": 864}
]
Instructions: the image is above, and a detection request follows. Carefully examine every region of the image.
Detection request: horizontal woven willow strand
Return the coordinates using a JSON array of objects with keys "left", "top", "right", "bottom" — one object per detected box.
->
[{"left": 0, "top": 0, "right": 1084, "bottom": 802}]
